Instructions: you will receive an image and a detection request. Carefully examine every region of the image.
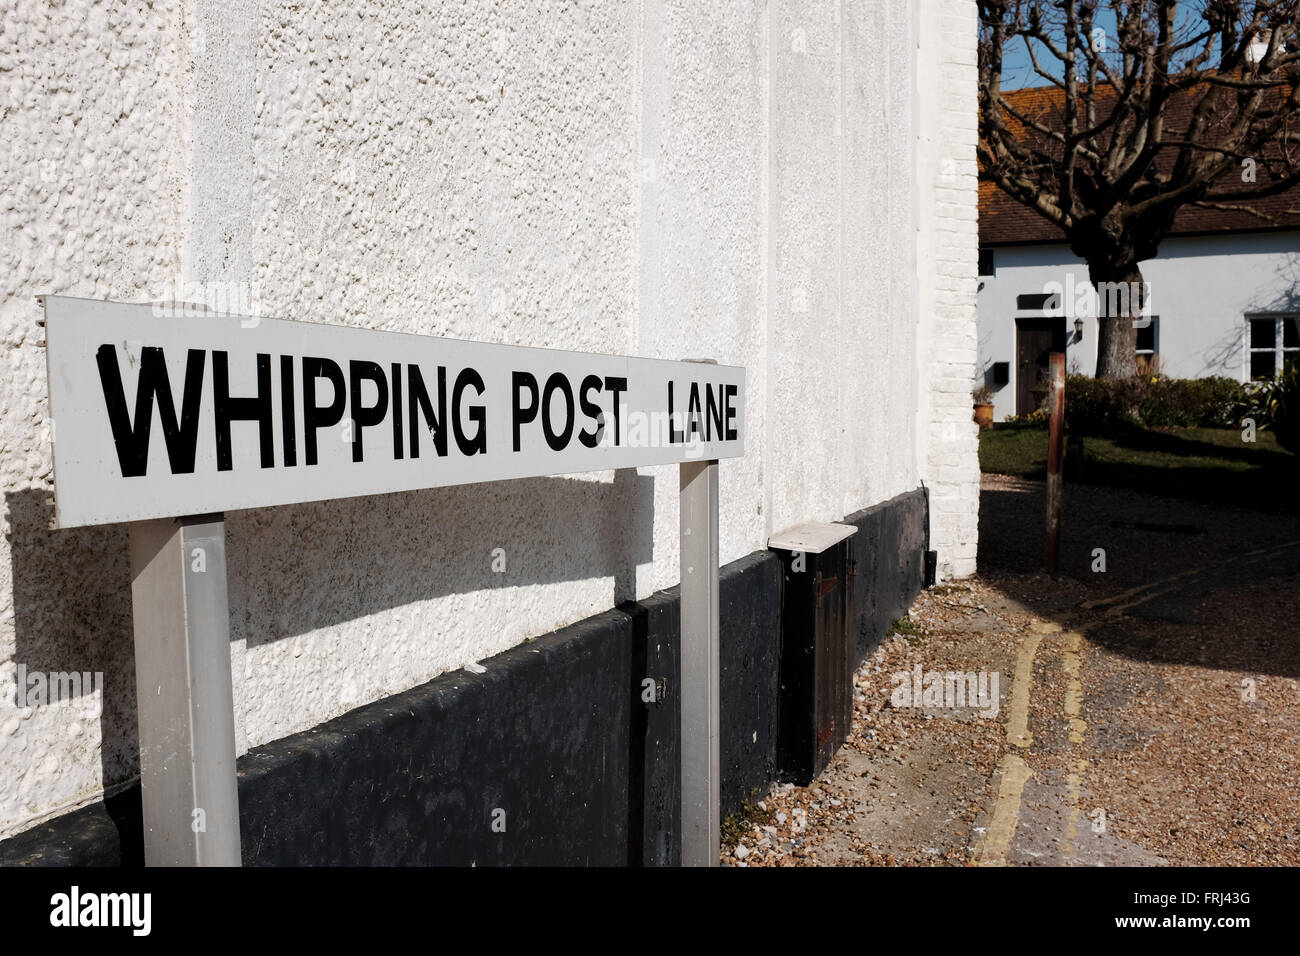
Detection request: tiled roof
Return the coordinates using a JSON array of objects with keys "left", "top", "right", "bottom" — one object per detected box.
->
[{"left": 980, "top": 81, "right": 1300, "bottom": 246}]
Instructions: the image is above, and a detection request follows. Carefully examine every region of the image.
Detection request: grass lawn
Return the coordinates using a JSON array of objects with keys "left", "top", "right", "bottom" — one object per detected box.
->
[{"left": 979, "top": 423, "right": 1300, "bottom": 511}]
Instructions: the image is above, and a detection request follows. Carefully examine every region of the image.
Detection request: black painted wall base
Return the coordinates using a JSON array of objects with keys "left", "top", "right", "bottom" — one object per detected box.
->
[
  {"left": 845, "top": 488, "right": 930, "bottom": 666},
  {"left": 0, "top": 488, "right": 927, "bottom": 867}
]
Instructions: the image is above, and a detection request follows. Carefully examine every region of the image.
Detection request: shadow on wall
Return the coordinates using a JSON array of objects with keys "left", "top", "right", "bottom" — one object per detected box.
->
[
  {"left": 3, "top": 490, "right": 138, "bottom": 837},
  {"left": 1198, "top": 254, "right": 1300, "bottom": 377},
  {"left": 1201, "top": 252, "right": 1300, "bottom": 375},
  {"left": 1198, "top": 326, "right": 1245, "bottom": 378},
  {"left": 1254, "top": 252, "right": 1300, "bottom": 314},
  {"left": 223, "top": 469, "right": 655, "bottom": 648},
  {"left": 5, "top": 469, "right": 654, "bottom": 834}
]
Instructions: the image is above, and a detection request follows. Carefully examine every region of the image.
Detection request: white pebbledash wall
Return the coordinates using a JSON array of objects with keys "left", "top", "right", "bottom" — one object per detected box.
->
[{"left": 0, "top": 0, "right": 978, "bottom": 837}]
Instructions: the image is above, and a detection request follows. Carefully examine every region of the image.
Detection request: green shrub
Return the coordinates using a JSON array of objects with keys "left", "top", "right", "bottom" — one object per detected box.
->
[
  {"left": 1235, "top": 379, "right": 1275, "bottom": 430},
  {"left": 1063, "top": 375, "right": 1140, "bottom": 433},
  {"left": 1191, "top": 376, "right": 1256, "bottom": 428},
  {"left": 1062, "top": 374, "right": 1256, "bottom": 433},
  {"left": 1136, "top": 377, "right": 1249, "bottom": 428},
  {"left": 1266, "top": 368, "right": 1300, "bottom": 453},
  {"left": 1137, "top": 379, "right": 1196, "bottom": 427}
]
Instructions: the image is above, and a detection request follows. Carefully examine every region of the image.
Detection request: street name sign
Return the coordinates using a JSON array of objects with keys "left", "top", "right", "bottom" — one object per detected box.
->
[{"left": 42, "top": 296, "right": 745, "bottom": 528}]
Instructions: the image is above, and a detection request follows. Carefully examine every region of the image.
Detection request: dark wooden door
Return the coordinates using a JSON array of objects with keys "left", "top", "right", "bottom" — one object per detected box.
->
[{"left": 1016, "top": 318, "right": 1066, "bottom": 416}]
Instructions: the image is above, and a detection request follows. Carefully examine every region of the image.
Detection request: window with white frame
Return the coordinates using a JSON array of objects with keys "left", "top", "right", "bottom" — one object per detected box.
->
[
  {"left": 1135, "top": 315, "right": 1158, "bottom": 374},
  {"left": 1246, "top": 315, "right": 1300, "bottom": 379}
]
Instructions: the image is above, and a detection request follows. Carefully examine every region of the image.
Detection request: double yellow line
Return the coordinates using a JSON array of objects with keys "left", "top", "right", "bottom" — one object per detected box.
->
[
  {"left": 975, "top": 626, "right": 1047, "bottom": 866},
  {"left": 975, "top": 621, "right": 1092, "bottom": 866},
  {"left": 974, "top": 538, "right": 1300, "bottom": 866}
]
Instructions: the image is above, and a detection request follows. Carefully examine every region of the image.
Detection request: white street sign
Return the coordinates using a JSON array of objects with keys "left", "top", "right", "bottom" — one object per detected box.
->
[{"left": 42, "top": 296, "right": 746, "bottom": 527}]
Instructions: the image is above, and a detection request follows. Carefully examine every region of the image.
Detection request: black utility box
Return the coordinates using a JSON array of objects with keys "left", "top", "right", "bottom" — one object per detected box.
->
[{"left": 769, "top": 522, "right": 858, "bottom": 786}]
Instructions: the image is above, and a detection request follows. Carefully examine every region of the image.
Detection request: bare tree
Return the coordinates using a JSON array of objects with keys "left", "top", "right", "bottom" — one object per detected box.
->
[{"left": 979, "top": 0, "right": 1300, "bottom": 378}]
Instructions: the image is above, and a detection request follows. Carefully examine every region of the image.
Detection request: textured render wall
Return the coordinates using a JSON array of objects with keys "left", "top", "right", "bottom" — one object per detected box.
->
[
  {"left": 767, "top": 2, "right": 842, "bottom": 530},
  {"left": 0, "top": 1, "right": 187, "bottom": 836},
  {"left": 767, "top": 0, "right": 923, "bottom": 534},
  {"left": 977, "top": 233, "right": 1300, "bottom": 421},
  {"left": 838, "top": 0, "right": 922, "bottom": 517},
  {"left": 210, "top": 0, "right": 646, "bottom": 757},
  {"left": 915, "top": 0, "right": 979, "bottom": 581},
  {"left": 0, "top": 0, "right": 973, "bottom": 837},
  {"left": 636, "top": 0, "right": 767, "bottom": 593}
]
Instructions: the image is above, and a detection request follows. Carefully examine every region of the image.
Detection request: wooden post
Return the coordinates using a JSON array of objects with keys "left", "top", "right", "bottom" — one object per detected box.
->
[{"left": 1045, "top": 352, "right": 1066, "bottom": 576}]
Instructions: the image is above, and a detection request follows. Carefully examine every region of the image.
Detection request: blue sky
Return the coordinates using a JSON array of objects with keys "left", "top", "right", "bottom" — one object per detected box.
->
[{"left": 997, "top": 3, "right": 1213, "bottom": 90}]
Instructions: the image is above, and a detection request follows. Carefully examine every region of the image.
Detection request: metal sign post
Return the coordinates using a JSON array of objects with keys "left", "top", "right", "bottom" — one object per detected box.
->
[
  {"left": 129, "top": 515, "right": 241, "bottom": 866},
  {"left": 679, "top": 459, "right": 720, "bottom": 866}
]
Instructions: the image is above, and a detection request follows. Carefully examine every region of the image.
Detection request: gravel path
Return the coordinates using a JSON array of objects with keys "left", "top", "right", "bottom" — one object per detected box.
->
[{"left": 722, "top": 475, "right": 1300, "bottom": 867}]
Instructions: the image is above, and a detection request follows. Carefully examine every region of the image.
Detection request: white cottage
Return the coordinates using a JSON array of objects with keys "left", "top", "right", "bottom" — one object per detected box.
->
[{"left": 978, "top": 86, "right": 1300, "bottom": 422}]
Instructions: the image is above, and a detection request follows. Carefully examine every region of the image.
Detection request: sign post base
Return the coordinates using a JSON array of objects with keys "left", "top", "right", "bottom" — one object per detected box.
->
[{"left": 128, "top": 515, "right": 241, "bottom": 866}]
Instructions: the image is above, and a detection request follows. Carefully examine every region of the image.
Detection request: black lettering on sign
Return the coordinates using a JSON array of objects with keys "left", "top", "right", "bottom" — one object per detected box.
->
[
  {"left": 725, "top": 384, "right": 738, "bottom": 441},
  {"left": 542, "top": 372, "right": 574, "bottom": 451},
  {"left": 90, "top": 344, "right": 736, "bottom": 481},
  {"left": 391, "top": 362, "right": 403, "bottom": 460},
  {"left": 578, "top": 374, "right": 604, "bottom": 449},
  {"left": 604, "top": 377, "right": 626, "bottom": 447},
  {"left": 348, "top": 360, "right": 389, "bottom": 463},
  {"left": 280, "top": 355, "right": 297, "bottom": 467},
  {"left": 452, "top": 368, "right": 487, "bottom": 456},
  {"left": 667, "top": 380, "right": 738, "bottom": 444},
  {"left": 668, "top": 382, "right": 684, "bottom": 444},
  {"left": 212, "top": 351, "right": 274, "bottom": 472},
  {"left": 706, "top": 383, "right": 723, "bottom": 440},
  {"left": 96, "top": 345, "right": 205, "bottom": 477},
  {"left": 408, "top": 365, "right": 449, "bottom": 459},
  {"left": 686, "top": 382, "right": 703, "bottom": 441},
  {"left": 512, "top": 371, "right": 538, "bottom": 452},
  {"left": 302, "top": 357, "right": 345, "bottom": 466}
]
